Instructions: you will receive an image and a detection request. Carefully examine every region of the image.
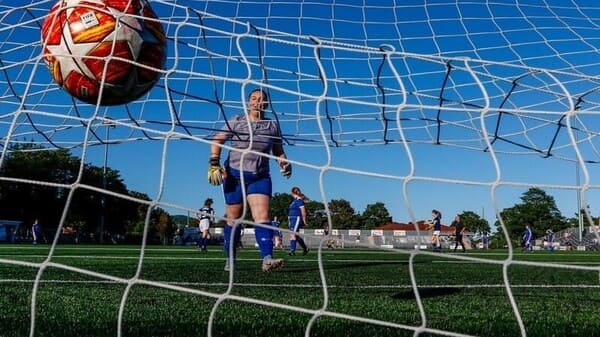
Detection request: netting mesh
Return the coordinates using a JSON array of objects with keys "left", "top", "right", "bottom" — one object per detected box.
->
[
  {"left": 1, "top": 1, "right": 600, "bottom": 337},
  {"left": 1, "top": 0, "right": 600, "bottom": 159}
]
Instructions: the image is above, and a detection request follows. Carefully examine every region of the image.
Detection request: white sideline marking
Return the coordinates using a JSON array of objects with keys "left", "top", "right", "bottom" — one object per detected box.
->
[
  {"left": 2, "top": 254, "right": 599, "bottom": 265},
  {"left": 1, "top": 279, "right": 600, "bottom": 289},
  {"left": 431, "top": 260, "right": 600, "bottom": 265}
]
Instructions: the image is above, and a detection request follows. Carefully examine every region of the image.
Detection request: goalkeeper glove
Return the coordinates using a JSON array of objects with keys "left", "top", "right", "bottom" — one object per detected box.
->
[
  {"left": 280, "top": 162, "right": 292, "bottom": 178},
  {"left": 208, "top": 157, "right": 225, "bottom": 186}
]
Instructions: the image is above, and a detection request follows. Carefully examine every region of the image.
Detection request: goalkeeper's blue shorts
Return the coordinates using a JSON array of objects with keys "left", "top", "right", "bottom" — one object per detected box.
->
[{"left": 223, "top": 167, "right": 272, "bottom": 205}]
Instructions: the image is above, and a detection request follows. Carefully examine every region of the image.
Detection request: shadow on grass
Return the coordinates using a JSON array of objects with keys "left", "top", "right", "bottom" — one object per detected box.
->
[{"left": 391, "top": 287, "right": 463, "bottom": 300}]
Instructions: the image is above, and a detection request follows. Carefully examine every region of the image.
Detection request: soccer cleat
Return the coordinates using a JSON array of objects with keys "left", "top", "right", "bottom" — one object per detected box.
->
[
  {"left": 288, "top": 251, "right": 295, "bottom": 256},
  {"left": 262, "top": 258, "right": 284, "bottom": 272},
  {"left": 302, "top": 248, "right": 310, "bottom": 256}
]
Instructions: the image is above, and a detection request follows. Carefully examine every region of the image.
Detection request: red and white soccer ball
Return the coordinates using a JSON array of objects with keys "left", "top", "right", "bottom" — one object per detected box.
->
[{"left": 40, "top": 0, "right": 166, "bottom": 105}]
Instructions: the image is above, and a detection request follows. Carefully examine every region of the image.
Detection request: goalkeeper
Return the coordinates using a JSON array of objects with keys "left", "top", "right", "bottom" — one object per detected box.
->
[{"left": 207, "top": 88, "right": 291, "bottom": 272}]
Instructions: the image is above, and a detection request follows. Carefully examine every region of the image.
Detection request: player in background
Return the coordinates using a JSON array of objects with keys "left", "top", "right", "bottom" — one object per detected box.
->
[
  {"left": 452, "top": 214, "right": 467, "bottom": 253},
  {"left": 197, "top": 198, "right": 214, "bottom": 252},
  {"left": 426, "top": 209, "right": 442, "bottom": 252},
  {"left": 482, "top": 232, "right": 489, "bottom": 250},
  {"left": 288, "top": 186, "right": 309, "bottom": 256},
  {"left": 271, "top": 216, "right": 283, "bottom": 249},
  {"left": 522, "top": 223, "right": 533, "bottom": 252},
  {"left": 545, "top": 229, "right": 555, "bottom": 251},
  {"left": 207, "top": 88, "right": 290, "bottom": 272},
  {"left": 32, "top": 219, "right": 42, "bottom": 245}
]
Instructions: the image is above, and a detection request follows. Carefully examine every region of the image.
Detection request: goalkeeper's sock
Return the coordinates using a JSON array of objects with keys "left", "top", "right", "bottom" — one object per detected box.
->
[
  {"left": 289, "top": 239, "right": 297, "bottom": 253},
  {"left": 254, "top": 224, "right": 274, "bottom": 259},
  {"left": 296, "top": 236, "right": 307, "bottom": 251}
]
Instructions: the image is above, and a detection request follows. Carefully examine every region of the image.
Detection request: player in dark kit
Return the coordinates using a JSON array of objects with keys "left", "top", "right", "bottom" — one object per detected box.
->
[
  {"left": 452, "top": 214, "right": 466, "bottom": 253},
  {"left": 197, "top": 198, "right": 215, "bottom": 252}
]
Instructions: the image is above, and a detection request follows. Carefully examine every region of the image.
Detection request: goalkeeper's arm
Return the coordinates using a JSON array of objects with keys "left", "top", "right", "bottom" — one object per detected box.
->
[{"left": 273, "top": 142, "right": 291, "bottom": 178}]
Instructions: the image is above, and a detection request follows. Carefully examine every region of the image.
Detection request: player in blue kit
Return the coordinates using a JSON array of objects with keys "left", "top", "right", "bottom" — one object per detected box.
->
[
  {"left": 271, "top": 216, "right": 283, "bottom": 249},
  {"left": 545, "top": 229, "right": 555, "bottom": 251},
  {"left": 207, "top": 88, "right": 291, "bottom": 272},
  {"left": 32, "top": 219, "right": 42, "bottom": 245},
  {"left": 482, "top": 232, "right": 489, "bottom": 250},
  {"left": 522, "top": 223, "right": 533, "bottom": 252},
  {"left": 288, "top": 186, "right": 309, "bottom": 256},
  {"left": 197, "top": 198, "right": 214, "bottom": 252}
]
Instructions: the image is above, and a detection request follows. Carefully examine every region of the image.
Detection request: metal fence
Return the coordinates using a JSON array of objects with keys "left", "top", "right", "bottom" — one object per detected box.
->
[{"left": 177, "top": 227, "right": 473, "bottom": 250}]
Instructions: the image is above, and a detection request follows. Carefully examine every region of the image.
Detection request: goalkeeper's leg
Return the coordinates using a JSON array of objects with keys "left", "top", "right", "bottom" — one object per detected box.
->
[
  {"left": 255, "top": 224, "right": 274, "bottom": 259},
  {"left": 256, "top": 225, "right": 284, "bottom": 272},
  {"left": 223, "top": 224, "right": 241, "bottom": 271}
]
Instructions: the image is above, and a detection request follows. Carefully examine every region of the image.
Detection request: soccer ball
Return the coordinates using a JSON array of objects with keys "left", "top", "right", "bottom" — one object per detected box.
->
[{"left": 40, "top": 0, "right": 166, "bottom": 106}]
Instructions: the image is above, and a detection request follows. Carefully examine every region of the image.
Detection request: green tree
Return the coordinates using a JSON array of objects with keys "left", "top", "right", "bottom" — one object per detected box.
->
[
  {"left": 0, "top": 143, "right": 154, "bottom": 240},
  {"left": 328, "top": 199, "right": 359, "bottom": 229},
  {"left": 361, "top": 202, "right": 392, "bottom": 229},
  {"left": 495, "top": 187, "right": 566, "bottom": 240},
  {"left": 0, "top": 144, "right": 80, "bottom": 227},
  {"left": 270, "top": 192, "right": 293, "bottom": 223},
  {"left": 156, "top": 210, "right": 174, "bottom": 245},
  {"left": 565, "top": 205, "right": 598, "bottom": 228},
  {"left": 269, "top": 192, "right": 326, "bottom": 229},
  {"left": 305, "top": 200, "right": 327, "bottom": 229},
  {"left": 457, "top": 211, "right": 490, "bottom": 234}
]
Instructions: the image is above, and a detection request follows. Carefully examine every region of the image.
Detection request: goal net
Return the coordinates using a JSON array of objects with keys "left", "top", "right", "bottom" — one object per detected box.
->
[{"left": 1, "top": 0, "right": 600, "bottom": 336}]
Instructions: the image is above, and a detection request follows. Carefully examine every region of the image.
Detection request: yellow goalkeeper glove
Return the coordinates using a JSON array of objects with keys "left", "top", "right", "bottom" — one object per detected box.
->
[
  {"left": 280, "top": 162, "right": 292, "bottom": 179},
  {"left": 207, "top": 157, "right": 225, "bottom": 186}
]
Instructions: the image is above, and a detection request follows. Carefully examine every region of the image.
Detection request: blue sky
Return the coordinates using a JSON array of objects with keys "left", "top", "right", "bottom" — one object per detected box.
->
[{"left": 2, "top": 0, "right": 600, "bottom": 229}]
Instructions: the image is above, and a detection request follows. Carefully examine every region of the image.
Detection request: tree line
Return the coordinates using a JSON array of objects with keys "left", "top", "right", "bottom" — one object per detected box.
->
[
  {"left": 0, "top": 143, "right": 173, "bottom": 244},
  {"left": 0, "top": 144, "right": 590, "bottom": 245},
  {"left": 491, "top": 187, "right": 597, "bottom": 247}
]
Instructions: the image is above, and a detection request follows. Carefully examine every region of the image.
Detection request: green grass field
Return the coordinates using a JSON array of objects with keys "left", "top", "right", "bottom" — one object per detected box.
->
[{"left": 1, "top": 245, "right": 599, "bottom": 337}]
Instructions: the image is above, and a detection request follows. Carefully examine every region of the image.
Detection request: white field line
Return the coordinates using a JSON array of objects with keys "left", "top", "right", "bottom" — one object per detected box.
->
[
  {"left": 1, "top": 254, "right": 600, "bottom": 265},
  {"left": 1, "top": 278, "right": 600, "bottom": 289}
]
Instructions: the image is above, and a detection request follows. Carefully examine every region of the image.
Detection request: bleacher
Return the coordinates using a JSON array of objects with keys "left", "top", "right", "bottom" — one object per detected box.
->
[
  {"left": 552, "top": 226, "right": 600, "bottom": 251},
  {"left": 0, "top": 220, "right": 22, "bottom": 243}
]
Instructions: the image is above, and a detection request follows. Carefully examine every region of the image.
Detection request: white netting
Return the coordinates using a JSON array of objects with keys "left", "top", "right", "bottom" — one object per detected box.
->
[{"left": 1, "top": 0, "right": 600, "bottom": 336}]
